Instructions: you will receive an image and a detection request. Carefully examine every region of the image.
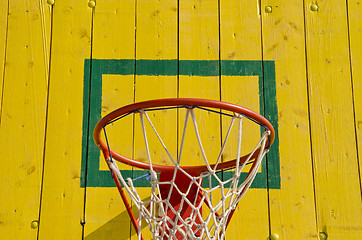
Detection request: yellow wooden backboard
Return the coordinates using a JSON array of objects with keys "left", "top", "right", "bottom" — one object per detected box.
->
[{"left": 0, "top": 0, "right": 361, "bottom": 239}]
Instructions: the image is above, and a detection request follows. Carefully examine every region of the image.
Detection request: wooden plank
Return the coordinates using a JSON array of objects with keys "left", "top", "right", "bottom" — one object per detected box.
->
[
  {"left": 348, "top": 0, "right": 362, "bottom": 190},
  {"left": 219, "top": 0, "right": 270, "bottom": 239},
  {"left": 91, "top": 0, "right": 135, "bottom": 60},
  {"left": 0, "top": 0, "right": 51, "bottom": 238},
  {"left": 179, "top": 0, "right": 220, "bottom": 161},
  {"left": 85, "top": 75, "right": 135, "bottom": 240},
  {"left": 83, "top": 0, "right": 136, "bottom": 239},
  {"left": 37, "top": 1, "right": 92, "bottom": 239},
  {"left": 220, "top": 0, "right": 262, "bottom": 61},
  {"left": 0, "top": 0, "right": 8, "bottom": 114},
  {"left": 178, "top": 0, "right": 222, "bottom": 238},
  {"left": 261, "top": 1, "right": 318, "bottom": 239},
  {"left": 132, "top": 0, "right": 178, "bottom": 238},
  {"left": 220, "top": 77, "right": 269, "bottom": 239},
  {"left": 304, "top": 0, "right": 362, "bottom": 238}
]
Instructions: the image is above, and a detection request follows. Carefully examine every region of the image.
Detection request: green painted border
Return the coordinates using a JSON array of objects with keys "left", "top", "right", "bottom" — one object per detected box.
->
[{"left": 81, "top": 59, "right": 280, "bottom": 189}]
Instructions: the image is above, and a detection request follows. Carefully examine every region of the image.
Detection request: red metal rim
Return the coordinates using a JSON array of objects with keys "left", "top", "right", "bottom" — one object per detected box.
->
[{"left": 93, "top": 98, "right": 275, "bottom": 173}]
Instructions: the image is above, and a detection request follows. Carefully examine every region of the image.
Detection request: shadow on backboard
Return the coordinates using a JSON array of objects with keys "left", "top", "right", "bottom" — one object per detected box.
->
[{"left": 84, "top": 204, "right": 149, "bottom": 240}]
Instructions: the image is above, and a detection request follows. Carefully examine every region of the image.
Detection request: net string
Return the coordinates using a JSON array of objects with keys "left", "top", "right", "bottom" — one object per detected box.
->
[{"left": 104, "top": 106, "right": 270, "bottom": 240}]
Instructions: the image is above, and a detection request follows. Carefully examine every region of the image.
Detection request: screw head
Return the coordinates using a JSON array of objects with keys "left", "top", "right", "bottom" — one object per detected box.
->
[
  {"left": 31, "top": 220, "right": 38, "bottom": 229},
  {"left": 88, "top": 0, "right": 96, "bottom": 8},
  {"left": 310, "top": 4, "right": 318, "bottom": 11},
  {"left": 270, "top": 233, "right": 279, "bottom": 240},
  {"left": 47, "top": 0, "right": 55, "bottom": 5},
  {"left": 265, "top": 6, "right": 273, "bottom": 13}
]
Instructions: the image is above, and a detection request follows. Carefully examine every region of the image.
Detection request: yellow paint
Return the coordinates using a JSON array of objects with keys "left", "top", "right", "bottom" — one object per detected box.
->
[
  {"left": 91, "top": 0, "right": 135, "bottom": 60},
  {"left": 348, "top": 0, "right": 362, "bottom": 189},
  {"left": 179, "top": 77, "right": 221, "bottom": 166},
  {"left": 178, "top": 0, "right": 222, "bottom": 238},
  {"left": 219, "top": 0, "right": 270, "bottom": 239},
  {"left": 133, "top": 0, "right": 178, "bottom": 165},
  {"left": 262, "top": 1, "right": 318, "bottom": 239},
  {"left": 221, "top": 76, "right": 261, "bottom": 162},
  {"left": 221, "top": 77, "right": 269, "bottom": 239},
  {"left": 270, "top": 233, "right": 279, "bottom": 240},
  {"left": 134, "top": 76, "right": 178, "bottom": 167},
  {"left": 0, "top": 0, "right": 51, "bottom": 239},
  {"left": 179, "top": 0, "right": 219, "bottom": 60},
  {"left": 85, "top": 75, "right": 134, "bottom": 240},
  {"left": 220, "top": 0, "right": 262, "bottom": 61},
  {"left": 84, "top": 193, "right": 134, "bottom": 240},
  {"left": 310, "top": 4, "right": 319, "bottom": 12},
  {"left": 1, "top": 0, "right": 362, "bottom": 239},
  {"left": 304, "top": 0, "right": 362, "bottom": 238},
  {"left": 132, "top": 76, "right": 178, "bottom": 239},
  {"left": 99, "top": 75, "right": 135, "bottom": 171},
  {"left": 178, "top": 76, "right": 222, "bottom": 237},
  {"left": 31, "top": 220, "right": 39, "bottom": 229},
  {"left": 319, "top": 232, "right": 327, "bottom": 240},
  {"left": 220, "top": 0, "right": 263, "bottom": 167},
  {"left": 47, "top": 0, "right": 55, "bottom": 6},
  {"left": 265, "top": 6, "right": 273, "bottom": 14},
  {"left": 84, "top": 0, "right": 136, "bottom": 239},
  {"left": 40, "top": 0, "right": 52, "bottom": 80},
  {"left": 135, "top": 0, "right": 177, "bottom": 60},
  {"left": 0, "top": 0, "right": 8, "bottom": 114},
  {"left": 179, "top": 0, "right": 220, "bottom": 164},
  {"left": 88, "top": 1, "right": 96, "bottom": 9},
  {"left": 37, "top": 0, "right": 92, "bottom": 239}
]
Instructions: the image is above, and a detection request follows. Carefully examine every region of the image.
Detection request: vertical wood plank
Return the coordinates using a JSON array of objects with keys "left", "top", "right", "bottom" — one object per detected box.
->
[
  {"left": 0, "top": 0, "right": 9, "bottom": 114},
  {"left": 83, "top": 0, "right": 135, "bottom": 239},
  {"left": 178, "top": 0, "right": 221, "bottom": 238},
  {"left": 219, "top": 1, "right": 270, "bottom": 239},
  {"left": 132, "top": 0, "right": 178, "bottom": 238},
  {"left": 304, "top": 0, "right": 362, "bottom": 237},
  {"left": 261, "top": 0, "right": 318, "bottom": 239},
  {"left": 347, "top": 0, "right": 362, "bottom": 190},
  {"left": 220, "top": 0, "right": 262, "bottom": 61},
  {"left": 37, "top": 1, "right": 92, "bottom": 239},
  {"left": 0, "top": 0, "right": 51, "bottom": 238},
  {"left": 179, "top": 0, "right": 220, "bottom": 164},
  {"left": 85, "top": 76, "right": 134, "bottom": 240}
]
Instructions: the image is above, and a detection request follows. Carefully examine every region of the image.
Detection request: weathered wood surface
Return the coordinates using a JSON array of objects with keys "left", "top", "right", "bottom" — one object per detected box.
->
[{"left": 0, "top": 0, "right": 361, "bottom": 239}]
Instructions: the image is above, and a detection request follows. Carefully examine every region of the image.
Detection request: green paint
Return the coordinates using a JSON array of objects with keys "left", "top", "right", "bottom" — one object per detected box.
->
[
  {"left": 81, "top": 59, "right": 91, "bottom": 187},
  {"left": 81, "top": 59, "right": 280, "bottom": 189},
  {"left": 221, "top": 60, "right": 263, "bottom": 76},
  {"left": 263, "top": 61, "right": 280, "bottom": 189},
  {"left": 179, "top": 60, "right": 219, "bottom": 76},
  {"left": 136, "top": 59, "right": 177, "bottom": 76}
]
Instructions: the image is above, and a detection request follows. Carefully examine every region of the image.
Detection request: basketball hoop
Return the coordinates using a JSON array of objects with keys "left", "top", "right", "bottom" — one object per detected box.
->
[{"left": 93, "top": 98, "right": 275, "bottom": 240}]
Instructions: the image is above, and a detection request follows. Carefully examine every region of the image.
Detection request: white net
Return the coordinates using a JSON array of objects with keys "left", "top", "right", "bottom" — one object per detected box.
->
[{"left": 105, "top": 107, "right": 270, "bottom": 240}]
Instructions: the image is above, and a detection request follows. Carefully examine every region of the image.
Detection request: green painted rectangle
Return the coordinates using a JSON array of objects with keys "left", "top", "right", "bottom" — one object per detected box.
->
[{"left": 81, "top": 59, "right": 280, "bottom": 189}]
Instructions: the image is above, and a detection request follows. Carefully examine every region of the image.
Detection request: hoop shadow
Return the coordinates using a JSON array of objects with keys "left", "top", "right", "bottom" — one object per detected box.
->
[{"left": 84, "top": 199, "right": 149, "bottom": 240}]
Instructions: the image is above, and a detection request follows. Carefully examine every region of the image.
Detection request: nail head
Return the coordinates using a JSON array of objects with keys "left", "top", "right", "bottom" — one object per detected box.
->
[
  {"left": 31, "top": 220, "right": 38, "bottom": 229},
  {"left": 270, "top": 233, "right": 279, "bottom": 240},
  {"left": 319, "top": 232, "right": 327, "bottom": 240},
  {"left": 265, "top": 6, "right": 273, "bottom": 13},
  {"left": 311, "top": 4, "right": 318, "bottom": 11},
  {"left": 88, "top": 1, "right": 96, "bottom": 8}
]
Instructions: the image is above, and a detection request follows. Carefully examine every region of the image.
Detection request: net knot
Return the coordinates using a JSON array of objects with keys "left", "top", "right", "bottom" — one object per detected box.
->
[{"left": 150, "top": 171, "right": 158, "bottom": 184}]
